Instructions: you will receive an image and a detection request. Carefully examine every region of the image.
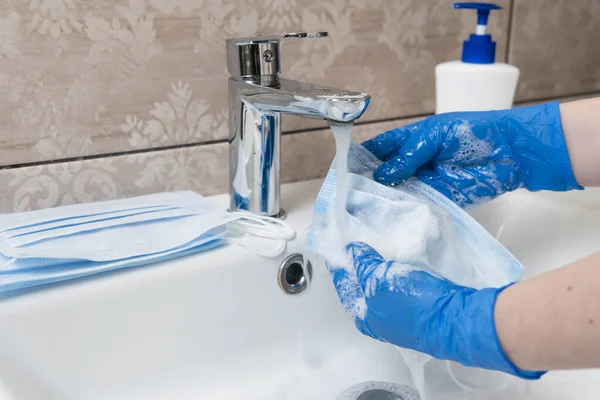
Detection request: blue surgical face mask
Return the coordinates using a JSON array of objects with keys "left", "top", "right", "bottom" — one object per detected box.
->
[
  {"left": 0, "top": 192, "right": 223, "bottom": 257},
  {"left": 307, "top": 141, "right": 523, "bottom": 303},
  {"left": 0, "top": 192, "right": 295, "bottom": 293},
  {"left": 0, "top": 232, "right": 224, "bottom": 293}
]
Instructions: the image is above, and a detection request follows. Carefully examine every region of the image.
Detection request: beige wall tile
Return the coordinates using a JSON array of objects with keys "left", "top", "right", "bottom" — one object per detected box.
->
[
  {"left": 0, "top": 0, "right": 508, "bottom": 167},
  {"left": 0, "top": 143, "right": 229, "bottom": 213},
  {"left": 0, "top": 2, "right": 229, "bottom": 167},
  {"left": 516, "top": 91, "right": 600, "bottom": 107},
  {"left": 510, "top": 0, "right": 600, "bottom": 101},
  {"left": 0, "top": 116, "right": 423, "bottom": 213}
]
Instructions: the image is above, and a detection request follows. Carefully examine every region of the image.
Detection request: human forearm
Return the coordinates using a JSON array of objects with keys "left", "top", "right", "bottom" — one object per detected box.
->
[
  {"left": 495, "top": 251, "right": 600, "bottom": 371},
  {"left": 560, "top": 97, "right": 600, "bottom": 187}
]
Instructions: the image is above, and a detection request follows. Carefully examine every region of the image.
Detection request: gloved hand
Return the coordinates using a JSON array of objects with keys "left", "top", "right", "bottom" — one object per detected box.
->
[
  {"left": 363, "top": 101, "right": 581, "bottom": 208},
  {"left": 328, "top": 242, "right": 545, "bottom": 379}
]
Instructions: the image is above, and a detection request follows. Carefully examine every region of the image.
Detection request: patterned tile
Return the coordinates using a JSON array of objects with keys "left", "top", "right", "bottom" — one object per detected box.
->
[
  {"left": 0, "top": 116, "right": 422, "bottom": 213},
  {"left": 510, "top": 0, "right": 600, "bottom": 101},
  {"left": 0, "top": 143, "right": 229, "bottom": 213},
  {"left": 516, "top": 91, "right": 600, "bottom": 106},
  {"left": 0, "top": 0, "right": 509, "bottom": 167}
]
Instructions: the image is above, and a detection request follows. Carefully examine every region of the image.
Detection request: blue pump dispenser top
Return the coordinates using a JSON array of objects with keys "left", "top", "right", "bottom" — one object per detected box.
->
[{"left": 453, "top": 2, "right": 502, "bottom": 64}]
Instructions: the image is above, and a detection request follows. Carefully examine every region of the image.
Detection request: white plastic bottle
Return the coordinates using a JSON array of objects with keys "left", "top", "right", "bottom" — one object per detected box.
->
[{"left": 435, "top": 2, "right": 519, "bottom": 114}]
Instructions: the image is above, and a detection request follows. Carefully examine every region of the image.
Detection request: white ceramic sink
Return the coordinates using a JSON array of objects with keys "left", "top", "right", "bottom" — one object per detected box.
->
[{"left": 0, "top": 179, "right": 598, "bottom": 399}]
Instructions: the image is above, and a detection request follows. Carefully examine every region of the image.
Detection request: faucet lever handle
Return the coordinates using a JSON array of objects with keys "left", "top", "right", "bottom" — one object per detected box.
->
[
  {"left": 226, "top": 32, "right": 328, "bottom": 85},
  {"left": 228, "top": 31, "right": 328, "bottom": 46}
]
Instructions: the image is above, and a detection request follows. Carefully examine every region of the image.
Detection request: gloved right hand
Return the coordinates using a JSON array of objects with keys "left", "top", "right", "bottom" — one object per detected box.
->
[
  {"left": 363, "top": 101, "right": 582, "bottom": 208},
  {"left": 328, "top": 242, "right": 546, "bottom": 379}
]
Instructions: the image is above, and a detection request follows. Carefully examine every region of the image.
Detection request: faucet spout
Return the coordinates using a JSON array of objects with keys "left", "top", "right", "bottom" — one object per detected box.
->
[{"left": 241, "top": 79, "right": 370, "bottom": 123}]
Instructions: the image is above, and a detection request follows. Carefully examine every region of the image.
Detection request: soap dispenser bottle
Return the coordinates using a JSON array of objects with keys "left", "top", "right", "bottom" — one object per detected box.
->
[{"left": 435, "top": 2, "right": 519, "bottom": 114}]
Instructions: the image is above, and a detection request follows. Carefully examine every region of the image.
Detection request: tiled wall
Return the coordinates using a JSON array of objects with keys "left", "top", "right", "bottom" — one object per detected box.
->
[{"left": 1, "top": 0, "right": 599, "bottom": 212}]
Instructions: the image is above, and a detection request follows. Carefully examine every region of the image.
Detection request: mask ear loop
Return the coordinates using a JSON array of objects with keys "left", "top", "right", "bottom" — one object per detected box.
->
[
  {"left": 225, "top": 212, "right": 295, "bottom": 258},
  {"left": 226, "top": 235, "right": 286, "bottom": 258},
  {"left": 446, "top": 360, "right": 510, "bottom": 393},
  {"left": 228, "top": 211, "right": 296, "bottom": 240}
]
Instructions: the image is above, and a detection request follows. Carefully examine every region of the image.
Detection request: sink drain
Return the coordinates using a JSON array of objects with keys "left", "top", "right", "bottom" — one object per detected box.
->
[
  {"left": 337, "top": 382, "right": 420, "bottom": 400},
  {"left": 278, "top": 253, "right": 312, "bottom": 294},
  {"left": 356, "top": 389, "right": 408, "bottom": 400}
]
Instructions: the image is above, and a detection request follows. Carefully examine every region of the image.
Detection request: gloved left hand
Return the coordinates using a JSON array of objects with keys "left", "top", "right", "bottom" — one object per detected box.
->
[
  {"left": 327, "top": 242, "right": 545, "bottom": 379},
  {"left": 362, "top": 102, "right": 582, "bottom": 209}
]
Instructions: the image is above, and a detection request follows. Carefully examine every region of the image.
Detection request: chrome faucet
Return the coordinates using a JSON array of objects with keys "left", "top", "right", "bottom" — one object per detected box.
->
[{"left": 226, "top": 32, "right": 370, "bottom": 217}]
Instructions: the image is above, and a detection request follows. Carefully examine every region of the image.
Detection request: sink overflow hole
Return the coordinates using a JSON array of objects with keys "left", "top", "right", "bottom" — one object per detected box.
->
[
  {"left": 285, "top": 262, "right": 304, "bottom": 286},
  {"left": 278, "top": 254, "right": 312, "bottom": 294}
]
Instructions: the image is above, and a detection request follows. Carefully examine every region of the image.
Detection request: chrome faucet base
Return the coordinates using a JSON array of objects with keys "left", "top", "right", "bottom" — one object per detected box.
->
[{"left": 274, "top": 209, "right": 287, "bottom": 220}]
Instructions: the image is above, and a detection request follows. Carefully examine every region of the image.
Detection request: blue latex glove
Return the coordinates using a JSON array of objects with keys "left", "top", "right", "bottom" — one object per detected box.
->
[
  {"left": 363, "top": 101, "right": 581, "bottom": 208},
  {"left": 328, "top": 242, "right": 546, "bottom": 379}
]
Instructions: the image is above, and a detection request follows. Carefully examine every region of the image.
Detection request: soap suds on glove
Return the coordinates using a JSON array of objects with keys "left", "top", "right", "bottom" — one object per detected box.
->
[{"left": 442, "top": 121, "right": 521, "bottom": 208}]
